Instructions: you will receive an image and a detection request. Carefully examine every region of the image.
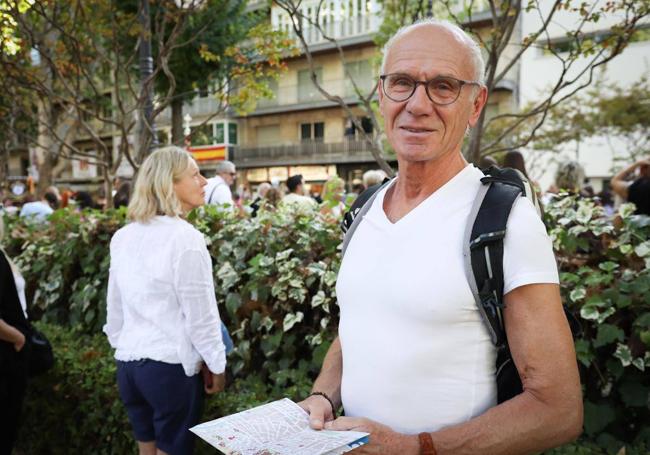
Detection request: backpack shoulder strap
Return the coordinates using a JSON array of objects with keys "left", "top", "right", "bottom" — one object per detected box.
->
[
  {"left": 464, "top": 170, "right": 522, "bottom": 346},
  {"left": 341, "top": 178, "right": 393, "bottom": 257}
]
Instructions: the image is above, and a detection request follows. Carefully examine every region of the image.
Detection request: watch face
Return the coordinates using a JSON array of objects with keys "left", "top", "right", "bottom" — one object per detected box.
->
[{"left": 11, "top": 182, "right": 25, "bottom": 196}]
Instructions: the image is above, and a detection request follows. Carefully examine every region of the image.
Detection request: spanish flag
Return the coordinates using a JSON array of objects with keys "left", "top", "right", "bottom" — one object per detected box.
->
[{"left": 188, "top": 145, "right": 227, "bottom": 162}]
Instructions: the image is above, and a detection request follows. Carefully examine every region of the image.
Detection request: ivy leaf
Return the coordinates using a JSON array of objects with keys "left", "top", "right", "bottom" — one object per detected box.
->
[
  {"left": 597, "top": 307, "right": 615, "bottom": 324},
  {"left": 634, "top": 241, "right": 650, "bottom": 258},
  {"left": 574, "top": 339, "right": 594, "bottom": 367},
  {"left": 598, "top": 261, "right": 619, "bottom": 272},
  {"left": 580, "top": 305, "right": 600, "bottom": 321},
  {"left": 570, "top": 287, "right": 586, "bottom": 302},
  {"left": 594, "top": 324, "right": 624, "bottom": 348},
  {"left": 311, "top": 290, "right": 327, "bottom": 308},
  {"left": 632, "top": 357, "right": 645, "bottom": 372},
  {"left": 614, "top": 343, "right": 633, "bottom": 367},
  {"left": 283, "top": 312, "right": 304, "bottom": 332},
  {"left": 583, "top": 401, "right": 616, "bottom": 435}
]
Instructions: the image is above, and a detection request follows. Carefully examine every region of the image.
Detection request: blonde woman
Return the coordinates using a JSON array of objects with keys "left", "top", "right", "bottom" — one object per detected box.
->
[
  {"left": 0, "top": 216, "right": 30, "bottom": 454},
  {"left": 103, "top": 147, "right": 226, "bottom": 455}
]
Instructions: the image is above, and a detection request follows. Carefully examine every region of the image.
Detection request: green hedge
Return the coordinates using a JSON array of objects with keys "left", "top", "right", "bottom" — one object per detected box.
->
[
  {"left": 4, "top": 195, "right": 650, "bottom": 450},
  {"left": 18, "top": 323, "right": 646, "bottom": 454},
  {"left": 18, "top": 322, "right": 312, "bottom": 454}
]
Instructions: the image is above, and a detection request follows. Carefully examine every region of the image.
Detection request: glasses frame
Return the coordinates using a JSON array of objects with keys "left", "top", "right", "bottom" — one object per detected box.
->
[{"left": 379, "top": 73, "right": 481, "bottom": 106}]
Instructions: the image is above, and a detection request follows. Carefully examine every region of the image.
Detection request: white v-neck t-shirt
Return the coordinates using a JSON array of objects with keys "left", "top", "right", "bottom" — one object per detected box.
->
[{"left": 337, "top": 165, "right": 558, "bottom": 434}]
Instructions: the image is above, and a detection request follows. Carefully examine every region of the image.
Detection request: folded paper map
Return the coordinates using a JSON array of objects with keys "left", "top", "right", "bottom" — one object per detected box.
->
[{"left": 190, "top": 398, "right": 369, "bottom": 455}]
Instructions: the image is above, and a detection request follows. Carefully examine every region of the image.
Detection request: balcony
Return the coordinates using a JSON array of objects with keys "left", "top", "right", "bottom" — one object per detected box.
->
[
  {"left": 289, "top": 14, "right": 383, "bottom": 48},
  {"left": 230, "top": 139, "right": 379, "bottom": 168}
]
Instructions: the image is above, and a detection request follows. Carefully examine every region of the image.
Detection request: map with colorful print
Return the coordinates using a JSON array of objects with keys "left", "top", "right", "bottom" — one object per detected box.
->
[{"left": 190, "top": 398, "right": 369, "bottom": 455}]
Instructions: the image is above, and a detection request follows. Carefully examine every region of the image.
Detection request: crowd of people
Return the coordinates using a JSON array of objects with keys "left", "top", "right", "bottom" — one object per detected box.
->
[{"left": 1, "top": 16, "right": 649, "bottom": 455}]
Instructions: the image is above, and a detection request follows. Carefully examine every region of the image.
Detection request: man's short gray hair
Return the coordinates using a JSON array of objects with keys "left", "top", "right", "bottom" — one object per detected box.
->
[
  {"left": 380, "top": 18, "right": 485, "bottom": 85},
  {"left": 215, "top": 160, "right": 235, "bottom": 175}
]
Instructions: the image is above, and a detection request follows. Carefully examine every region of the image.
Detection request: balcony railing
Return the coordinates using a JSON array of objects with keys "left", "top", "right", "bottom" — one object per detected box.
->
[
  {"left": 230, "top": 139, "right": 379, "bottom": 167},
  {"left": 287, "top": 14, "right": 382, "bottom": 46}
]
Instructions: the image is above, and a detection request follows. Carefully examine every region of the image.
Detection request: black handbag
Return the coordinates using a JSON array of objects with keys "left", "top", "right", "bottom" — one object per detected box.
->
[{"left": 27, "top": 327, "right": 54, "bottom": 376}]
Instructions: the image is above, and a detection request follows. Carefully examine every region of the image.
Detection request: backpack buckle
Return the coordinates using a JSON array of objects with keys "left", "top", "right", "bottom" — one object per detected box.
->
[{"left": 469, "top": 230, "right": 506, "bottom": 250}]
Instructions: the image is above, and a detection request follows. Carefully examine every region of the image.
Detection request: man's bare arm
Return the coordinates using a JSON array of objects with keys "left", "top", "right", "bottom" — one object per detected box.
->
[
  {"left": 327, "top": 284, "right": 582, "bottom": 455},
  {"left": 299, "top": 336, "right": 343, "bottom": 429},
  {"left": 426, "top": 283, "right": 583, "bottom": 454}
]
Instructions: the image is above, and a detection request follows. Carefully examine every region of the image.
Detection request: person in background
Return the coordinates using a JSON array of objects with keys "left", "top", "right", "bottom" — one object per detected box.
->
[
  {"left": 249, "top": 182, "right": 271, "bottom": 218},
  {"left": 204, "top": 160, "right": 236, "bottom": 208},
  {"left": 104, "top": 146, "right": 227, "bottom": 455},
  {"left": 73, "top": 191, "right": 95, "bottom": 210},
  {"left": 597, "top": 189, "right": 616, "bottom": 217},
  {"left": 320, "top": 176, "right": 346, "bottom": 218},
  {"left": 0, "top": 216, "right": 30, "bottom": 455},
  {"left": 262, "top": 187, "right": 282, "bottom": 210},
  {"left": 113, "top": 181, "right": 132, "bottom": 209},
  {"left": 478, "top": 154, "right": 498, "bottom": 170},
  {"left": 281, "top": 174, "right": 317, "bottom": 211},
  {"left": 611, "top": 157, "right": 650, "bottom": 216},
  {"left": 362, "top": 169, "right": 387, "bottom": 189},
  {"left": 19, "top": 187, "right": 60, "bottom": 222}
]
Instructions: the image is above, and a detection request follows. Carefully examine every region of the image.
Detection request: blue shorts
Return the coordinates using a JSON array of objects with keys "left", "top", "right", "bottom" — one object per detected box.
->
[{"left": 116, "top": 360, "right": 203, "bottom": 455}]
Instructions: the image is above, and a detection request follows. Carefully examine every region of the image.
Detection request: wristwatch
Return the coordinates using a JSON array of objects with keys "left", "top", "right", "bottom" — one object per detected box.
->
[{"left": 418, "top": 432, "right": 437, "bottom": 455}]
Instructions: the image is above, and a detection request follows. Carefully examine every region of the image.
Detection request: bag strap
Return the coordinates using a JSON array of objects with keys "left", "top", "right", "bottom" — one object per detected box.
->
[
  {"left": 207, "top": 179, "right": 225, "bottom": 204},
  {"left": 465, "top": 176, "right": 522, "bottom": 347},
  {"left": 341, "top": 179, "right": 393, "bottom": 257}
]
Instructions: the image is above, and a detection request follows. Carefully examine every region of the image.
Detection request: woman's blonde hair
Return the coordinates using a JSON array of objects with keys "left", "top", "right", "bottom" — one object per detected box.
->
[{"left": 127, "top": 146, "right": 193, "bottom": 223}]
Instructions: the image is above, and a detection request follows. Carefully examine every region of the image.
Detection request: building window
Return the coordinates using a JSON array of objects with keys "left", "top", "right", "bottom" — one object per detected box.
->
[
  {"left": 214, "top": 123, "right": 224, "bottom": 144},
  {"left": 298, "top": 68, "right": 323, "bottom": 102},
  {"left": 301, "top": 122, "right": 325, "bottom": 142},
  {"left": 228, "top": 123, "right": 238, "bottom": 145},
  {"left": 344, "top": 60, "right": 374, "bottom": 97},
  {"left": 344, "top": 116, "right": 373, "bottom": 139},
  {"left": 190, "top": 123, "right": 215, "bottom": 146}
]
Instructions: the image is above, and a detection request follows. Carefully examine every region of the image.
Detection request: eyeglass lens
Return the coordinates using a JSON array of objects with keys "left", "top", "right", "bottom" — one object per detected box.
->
[{"left": 383, "top": 74, "right": 463, "bottom": 105}]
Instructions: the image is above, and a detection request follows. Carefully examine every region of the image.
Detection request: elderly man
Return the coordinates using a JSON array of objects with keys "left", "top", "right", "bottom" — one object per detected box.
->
[
  {"left": 205, "top": 160, "right": 236, "bottom": 206},
  {"left": 299, "top": 19, "right": 582, "bottom": 454}
]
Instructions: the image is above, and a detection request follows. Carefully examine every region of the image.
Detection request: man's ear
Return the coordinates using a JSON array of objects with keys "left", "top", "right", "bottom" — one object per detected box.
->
[{"left": 468, "top": 86, "right": 488, "bottom": 128}]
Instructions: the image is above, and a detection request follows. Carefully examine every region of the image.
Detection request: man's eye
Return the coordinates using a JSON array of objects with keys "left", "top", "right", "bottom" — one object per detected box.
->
[
  {"left": 389, "top": 77, "right": 413, "bottom": 90},
  {"left": 431, "top": 80, "right": 454, "bottom": 92}
]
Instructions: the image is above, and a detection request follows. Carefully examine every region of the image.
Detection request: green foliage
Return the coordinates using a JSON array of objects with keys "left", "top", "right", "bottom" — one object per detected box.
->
[
  {"left": 17, "top": 322, "right": 307, "bottom": 454},
  {"left": 545, "top": 196, "right": 650, "bottom": 446},
  {"left": 5, "top": 192, "right": 650, "bottom": 450}
]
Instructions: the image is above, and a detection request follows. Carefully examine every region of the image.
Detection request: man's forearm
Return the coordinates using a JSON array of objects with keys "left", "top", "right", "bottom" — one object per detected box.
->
[
  {"left": 428, "top": 388, "right": 582, "bottom": 455},
  {"left": 312, "top": 336, "right": 343, "bottom": 407},
  {"left": 0, "top": 319, "right": 23, "bottom": 344}
]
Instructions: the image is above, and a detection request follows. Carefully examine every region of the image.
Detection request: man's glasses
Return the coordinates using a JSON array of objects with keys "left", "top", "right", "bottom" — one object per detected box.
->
[{"left": 380, "top": 73, "right": 481, "bottom": 105}]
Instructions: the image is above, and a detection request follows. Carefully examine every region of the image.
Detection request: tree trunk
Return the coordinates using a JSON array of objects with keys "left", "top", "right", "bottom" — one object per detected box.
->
[
  {"left": 171, "top": 97, "right": 184, "bottom": 145},
  {"left": 35, "top": 99, "right": 54, "bottom": 196},
  {"left": 467, "top": 107, "right": 487, "bottom": 164}
]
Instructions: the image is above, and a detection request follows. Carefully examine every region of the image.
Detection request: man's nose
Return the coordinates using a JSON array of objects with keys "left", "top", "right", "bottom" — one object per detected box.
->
[{"left": 406, "top": 83, "right": 434, "bottom": 115}]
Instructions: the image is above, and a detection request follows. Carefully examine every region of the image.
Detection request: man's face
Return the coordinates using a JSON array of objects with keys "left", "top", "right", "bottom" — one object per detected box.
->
[
  {"left": 220, "top": 168, "right": 236, "bottom": 186},
  {"left": 379, "top": 25, "right": 487, "bottom": 164}
]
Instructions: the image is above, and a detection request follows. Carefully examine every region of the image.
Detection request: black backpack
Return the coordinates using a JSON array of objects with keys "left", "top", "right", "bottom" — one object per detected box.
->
[{"left": 341, "top": 165, "right": 577, "bottom": 404}]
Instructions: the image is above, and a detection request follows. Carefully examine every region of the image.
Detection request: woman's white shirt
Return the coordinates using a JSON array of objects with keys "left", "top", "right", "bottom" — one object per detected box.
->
[
  {"left": 13, "top": 271, "right": 28, "bottom": 318},
  {"left": 103, "top": 216, "right": 226, "bottom": 376}
]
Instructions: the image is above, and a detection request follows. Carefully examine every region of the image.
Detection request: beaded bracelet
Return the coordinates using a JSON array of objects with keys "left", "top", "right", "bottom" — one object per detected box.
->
[
  {"left": 310, "top": 391, "right": 337, "bottom": 418},
  {"left": 418, "top": 432, "right": 437, "bottom": 455}
]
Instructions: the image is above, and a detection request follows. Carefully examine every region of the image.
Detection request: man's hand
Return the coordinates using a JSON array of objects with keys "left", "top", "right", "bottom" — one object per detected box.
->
[
  {"left": 298, "top": 394, "right": 335, "bottom": 430},
  {"left": 324, "top": 417, "right": 419, "bottom": 454},
  {"left": 204, "top": 372, "right": 225, "bottom": 394}
]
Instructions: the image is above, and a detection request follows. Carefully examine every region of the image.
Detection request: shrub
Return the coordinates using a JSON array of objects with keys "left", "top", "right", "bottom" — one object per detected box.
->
[
  {"left": 545, "top": 197, "right": 650, "bottom": 447},
  {"left": 5, "top": 194, "right": 650, "bottom": 448},
  {"left": 18, "top": 322, "right": 310, "bottom": 454}
]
